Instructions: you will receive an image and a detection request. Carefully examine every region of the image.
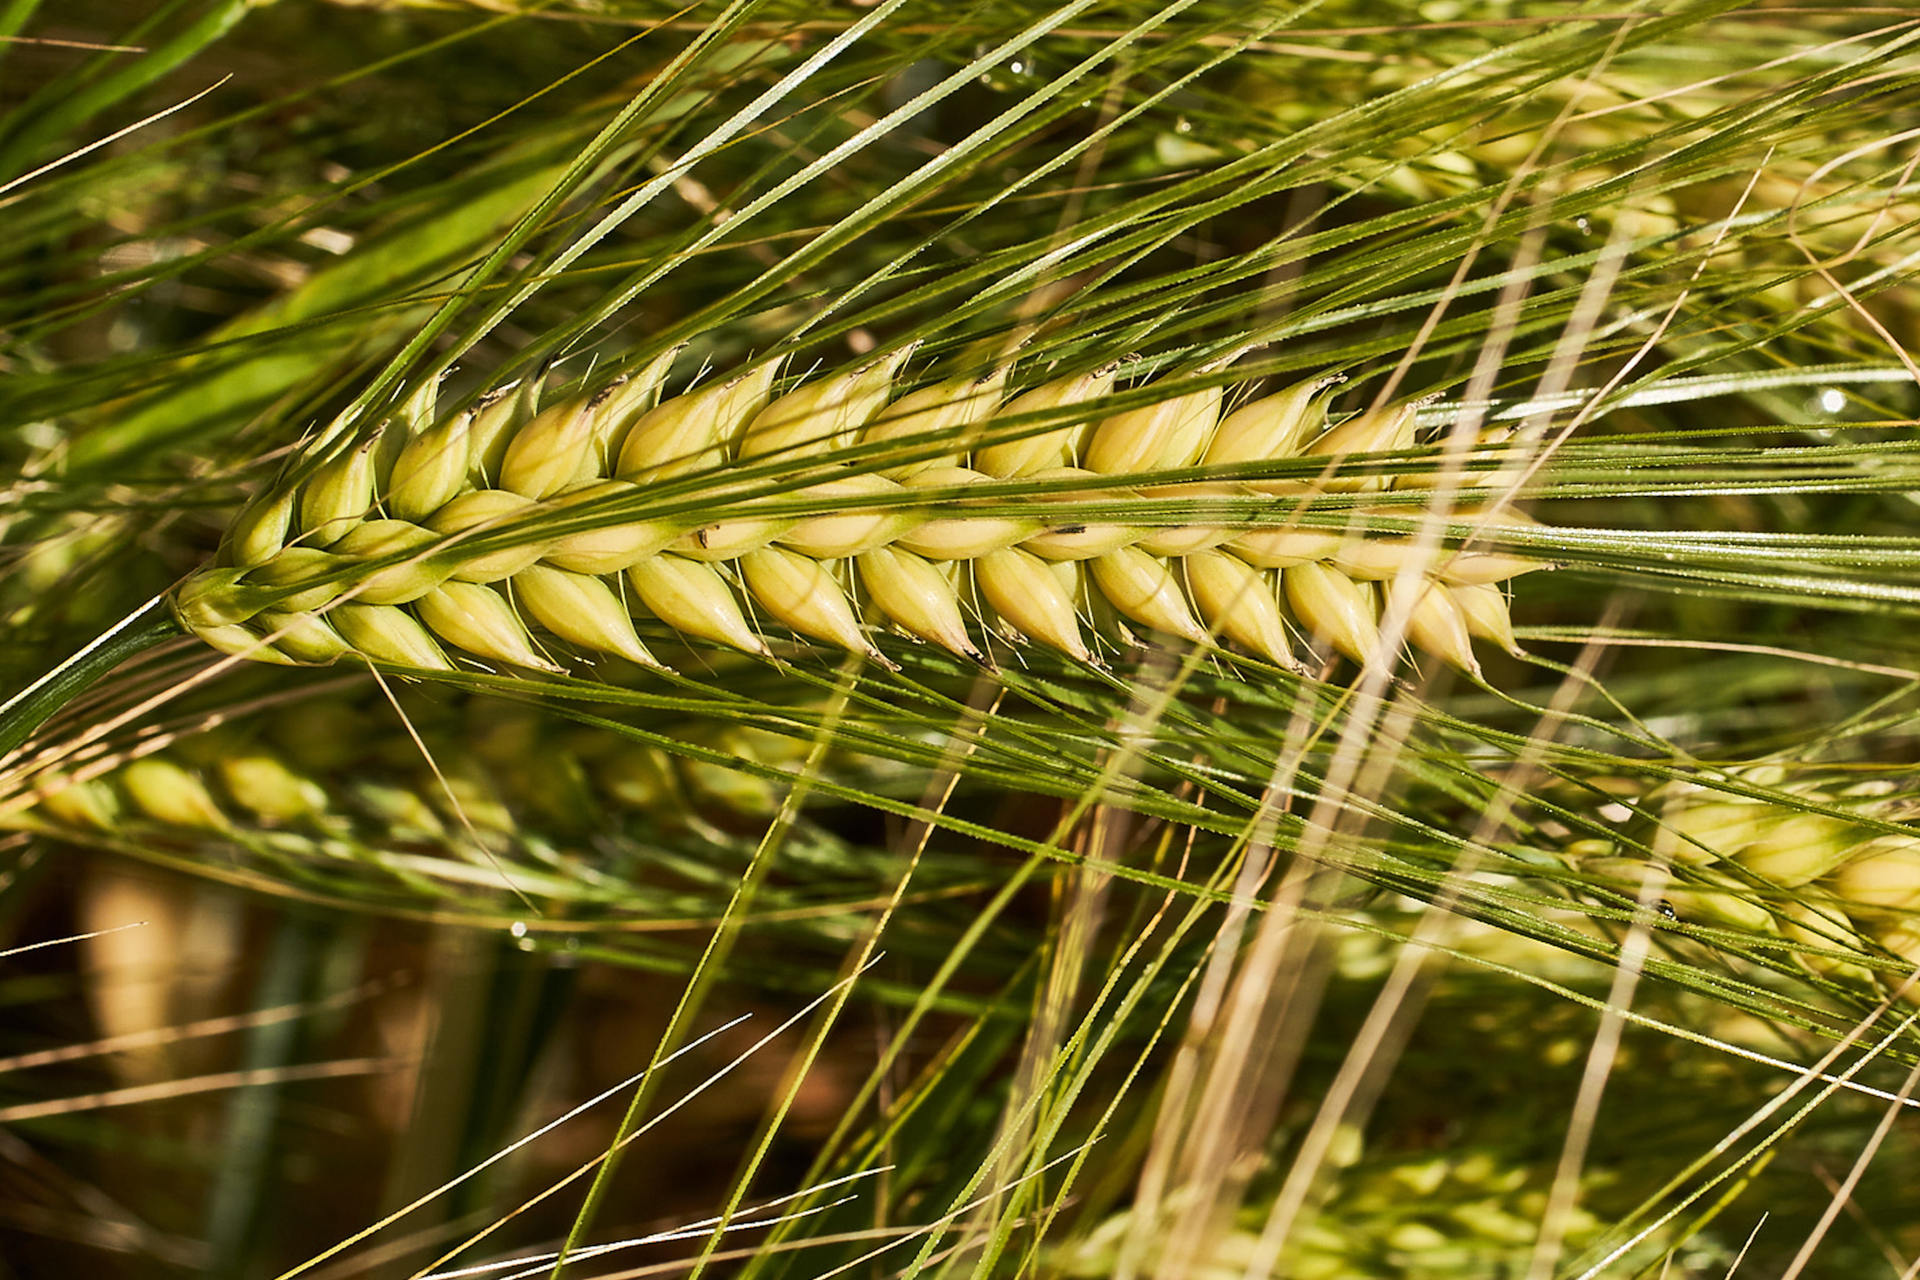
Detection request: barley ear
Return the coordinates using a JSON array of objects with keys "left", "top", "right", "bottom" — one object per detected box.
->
[
  {"left": 858, "top": 546, "right": 984, "bottom": 663},
  {"left": 626, "top": 555, "right": 770, "bottom": 656},
  {"left": 512, "top": 565, "right": 660, "bottom": 668}
]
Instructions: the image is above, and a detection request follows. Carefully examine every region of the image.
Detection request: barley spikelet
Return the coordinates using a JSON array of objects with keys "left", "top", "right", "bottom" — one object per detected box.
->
[
  {"left": 1575, "top": 775, "right": 1920, "bottom": 991},
  {"left": 174, "top": 350, "right": 1551, "bottom": 680}
]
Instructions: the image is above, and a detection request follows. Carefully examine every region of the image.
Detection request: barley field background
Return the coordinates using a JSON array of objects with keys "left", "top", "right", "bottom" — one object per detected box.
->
[{"left": 5, "top": 2, "right": 1920, "bottom": 1277}]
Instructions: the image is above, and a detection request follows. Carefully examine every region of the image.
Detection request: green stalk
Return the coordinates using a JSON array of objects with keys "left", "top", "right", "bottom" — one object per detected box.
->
[{"left": 0, "top": 601, "right": 180, "bottom": 762}]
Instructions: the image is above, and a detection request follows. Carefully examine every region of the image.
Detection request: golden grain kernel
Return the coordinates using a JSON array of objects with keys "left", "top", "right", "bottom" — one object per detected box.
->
[
  {"left": 512, "top": 565, "right": 660, "bottom": 668},
  {"left": 975, "top": 546, "right": 1091, "bottom": 661},
  {"left": 197, "top": 621, "right": 300, "bottom": 665},
  {"left": 427, "top": 489, "right": 551, "bottom": 582},
  {"left": 858, "top": 546, "right": 982, "bottom": 661},
  {"left": 860, "top": 368, "right": 1007, "bottom": 475},
  {"left": 417, "top": 582, "right": 562, "bottom": 671},
  {"left": 228, "top": 489, "right": 296, "bottom": 567},
  {"left": 1088, "top": 545, "right": 1208, "bottom": 643},
  {"left": 245, "top": 547, "right": 350, "bottom": 612},
  {"left": 1829, "top": 837, "right": 1920, "bottom": 914},
  {"left": 175, "top": 566, "right": 262, "bottom": 628},
  {"left": 1388, "top": 578, "right": 1481, "bottom": 677},
  {"left": 1019, "top": 467, "right": 1146, "bottom": 560},
  {"left": 500, "top": 392, "right": 596, "bottom": 499},
  {"left": 217, "top": 753, "right": 328, "bottom": 824},
  {"left": 740, "top": 546, "right": 876, "bottom": 657},
  {"left": 299, "top": 433, "right": 383, "bottom": 544},
  {"left": 894, "top": 467, "right": 1039, "bottom": 558},
  {"left": 615, "top": 360, "right": 779, "bottom": 482},
  {"left": 387, "top": 410, "right": 473, "bottom": 522},
  {"left": 1434, "top": 551, "right": 1546, "bottom": 586},
  {"left": 1185, "top": 550, "right": 1299, "bottom": 669},
  {"left": 254, "top": 609, "right": 349, "bottom": 664},
  {"left": 1283, "top": 562, "right": 1379, "bottom": 664},
  {"left": 626, "top": 554, "right": 769, "bottom": 655},
  {"left": 1661, "top": 867, "right": 1777, "bottom": 933},
  {"left": 33, "top": 772, "right": 123, "bottom": 832},
  {"left": 541, "top": 480, "right": 680, "bottom": 574},
  {"left": 973, "top": 366, "right": 1116, "bottom": 477},
  {"left": 120, "top": 757, "right": 231, "bottom": 831},
  {"left": 583, "top": 344, "right": 684, "bottom": 469},
  {"left": 1446, "top": 583, "right": 1518, "bottom": 654},
  {"left": 1737, "top": 813, "right": 1861, "bottom": 886},
  {"left": 332, "top": 603, "right": 456, "bottom": 670},
  {"left": 331, "top": 518, "right": 453, "bottom": 604},
  {"left": 1082, "top": 378, "right": 1223, "bottom": 475},
  {"left": 1226, "top": 523, "right": 1347, "bottom": 568},
  {"left": 777, "top": 470, "right": 917, "bottom": 558},
  {"left": 466, "top": 378, "right": 541, "bottom": 486},
  {"left": 737, "top": 347, "right": 913, "bottom": 461},
  {"left": 1301, "top": 401, "right": 1417, "bottom": 492},
  {"left": 1203, "top": 376, "right": 1337, "bottom": 467}
]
